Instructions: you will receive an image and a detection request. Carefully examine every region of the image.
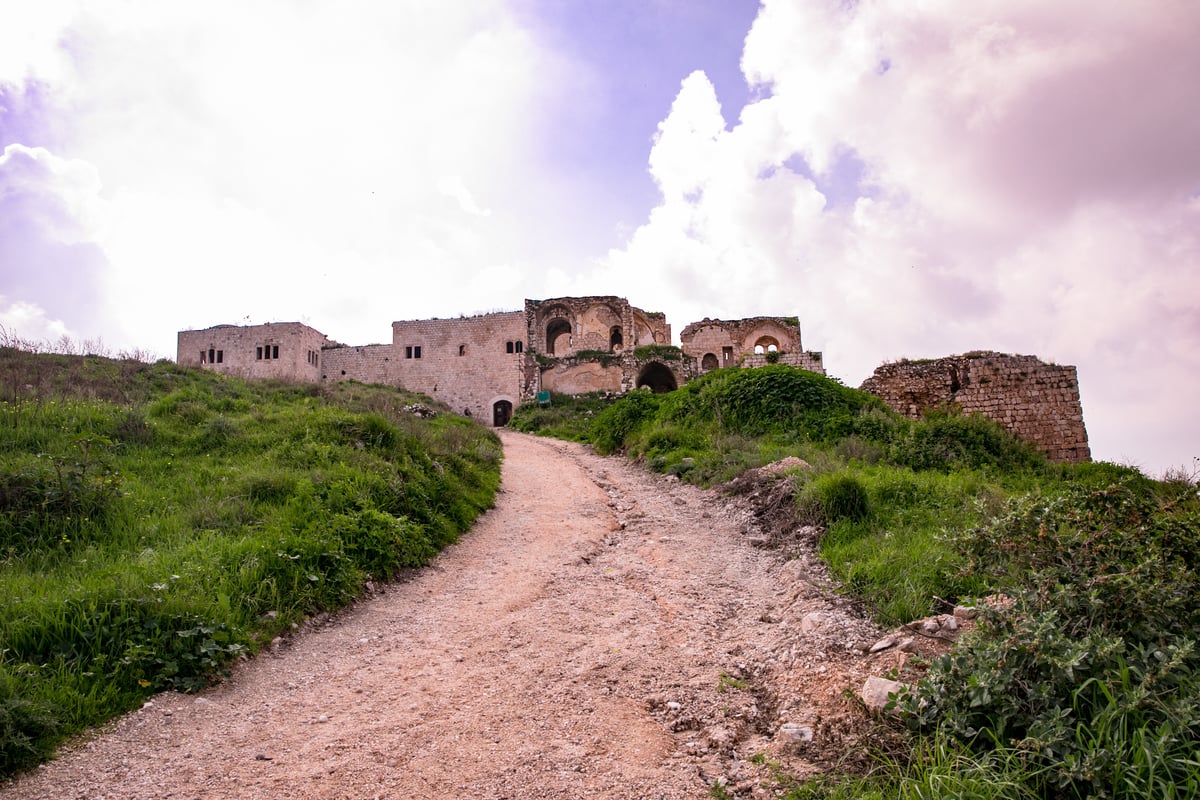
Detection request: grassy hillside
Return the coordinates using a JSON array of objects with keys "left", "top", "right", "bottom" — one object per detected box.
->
[
  {"left": 0, "top": 349, "right": 502, "bottom": 774},
  {"left": 512, "top": 365, "right": 1200, "bottom": 800}
]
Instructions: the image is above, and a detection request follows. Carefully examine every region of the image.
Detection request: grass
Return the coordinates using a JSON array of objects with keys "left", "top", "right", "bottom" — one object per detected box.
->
[
  {"left": 513, "top": 363, "right": 1200, "bottom": 800},
  {"left": 0, "top": 350, "right": 502, "bottom": 774}
]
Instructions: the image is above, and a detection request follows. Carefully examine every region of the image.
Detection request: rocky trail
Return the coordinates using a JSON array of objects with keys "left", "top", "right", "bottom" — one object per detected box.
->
[{"left": 4, "top": 430, "right": 921, "bottom": 799}]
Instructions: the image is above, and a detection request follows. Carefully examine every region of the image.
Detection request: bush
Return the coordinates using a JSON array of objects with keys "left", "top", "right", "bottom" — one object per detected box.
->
[
  {"left": 590, "top": 389, "right": 661, "bottom": 455},
  {"left": 817, "top": 474, "right": 870, "bottom": 523},
  {"left": 902, "top": 481, "right": 1200, "bottom": 797}
]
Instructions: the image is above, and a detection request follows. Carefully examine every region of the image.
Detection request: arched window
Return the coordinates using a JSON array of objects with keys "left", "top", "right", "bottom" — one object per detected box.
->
[
  {"left": 701, "top": 353, "right": 719, "bottom": 371},
  {"left": 610, "top": 326, "right": 623, "bottom": 352},
  {"left": 546, "top": 318, "right": 572, "bottom": 355}
]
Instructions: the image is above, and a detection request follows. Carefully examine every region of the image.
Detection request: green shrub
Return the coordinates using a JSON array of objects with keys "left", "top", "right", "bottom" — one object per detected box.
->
[
  {"left": 902, "top": 481, "right": 1200, "bottom": 797},
  {"left": 590, "top": 389, "right": 661, "bottom": 455},
  {"left": 817, "top": 474, "right": 870, "bottom": 523},
  {"left": 890, "top": 411, "right": 1044, "bottom": 473}
]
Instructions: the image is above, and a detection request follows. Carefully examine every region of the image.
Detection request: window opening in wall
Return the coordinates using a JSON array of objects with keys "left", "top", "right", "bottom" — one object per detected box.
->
[
  {"left": 208, "top": 348, "right": 215, "bottom": 364},
  {"left": 459, "top": 344, "right": 466, "bottom": 356},
  {"left": 256, "top": 346, "right": 263, "bottom": 360},
  {"left": 272, "top": 344, "right": 279, "bottom": 359},
  {"left": 767, "top": 344, "right": 778, "bottom": 353},
  {"left": 216, "top": 350, "right": 223, "bottom": 364},
  {"left": 506, "top": 341, "right": 514, "bottom": 354},
  {"left": 546, "top": 318, "right": 572, "bottom": 355},
  {"left": 722, "top": 346, "right": 734, "bottom": 364},
  {"left": 414, "top": 346, "right": 421, "bottom": 359},
  {"left": 516, "top": 341, "right": 523, "bottom": 353},
  {"left": 405, "top": 346, "right": 413, "bottom": 359},
  {"left": 754, "top": 345, "right": 765, "bottom": 355},
  {"left": 200, "top": 350, "right": 207, "bottom": 365},
  {"left": 610, "top": 326, "right": 623, "bottom": 352}
]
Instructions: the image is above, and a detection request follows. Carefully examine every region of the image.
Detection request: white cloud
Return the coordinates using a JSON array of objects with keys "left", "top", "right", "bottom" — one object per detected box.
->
[
  {"left": 594, "top": 0, "right": 1200, "bottom": 474},
  {"left": 0, "top": 298, "right": 73, "bottom": 344}
]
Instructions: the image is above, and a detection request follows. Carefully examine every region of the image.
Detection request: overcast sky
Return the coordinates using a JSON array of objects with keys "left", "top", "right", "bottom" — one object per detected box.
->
[{"left": 1, "top": 0, "right": 1197, "bottom": 475}]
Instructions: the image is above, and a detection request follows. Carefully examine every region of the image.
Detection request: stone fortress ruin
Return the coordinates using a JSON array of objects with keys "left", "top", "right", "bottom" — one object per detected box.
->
[{"left": 178, "top": 295, "right": 1089, "bottom": 462}]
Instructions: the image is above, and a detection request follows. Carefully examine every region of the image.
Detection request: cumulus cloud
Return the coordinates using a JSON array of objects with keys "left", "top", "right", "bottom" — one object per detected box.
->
[
  {"left": 0, "top": 1, "right": 564, "bottom": 349},
  {"left": 0, "top": 143, "right": 111, "bottom": 335},
  {"left": 593, "top": 0, "right": 1200, "bottom": 473}
]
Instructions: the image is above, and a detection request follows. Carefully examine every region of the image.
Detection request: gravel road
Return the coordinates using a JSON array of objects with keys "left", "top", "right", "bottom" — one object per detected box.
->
[{"left": 3, "top": 430, "right": 888, "bottom": 799}]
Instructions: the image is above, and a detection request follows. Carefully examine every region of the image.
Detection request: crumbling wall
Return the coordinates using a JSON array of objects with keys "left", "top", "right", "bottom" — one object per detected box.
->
[
  {"left": 680, "top": 316, "right": 824, "bottom": 376},
  {"left": 177, "top": 322, "right": 326, "bottom": 382},
  {"left": 860, "top": 352, "right": 1091, "bottom": 462}
]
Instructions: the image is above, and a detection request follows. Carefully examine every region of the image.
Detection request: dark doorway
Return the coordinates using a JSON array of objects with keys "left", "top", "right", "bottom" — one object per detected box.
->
[
  {"left": 701, "top": 353, "right": 719, "bottom": 371},
  {"left": 493, "top": 400, "right": 513, "bottom": 427},
  {"left": 636, "top": 362, "right": 678, "bottom": 394}
]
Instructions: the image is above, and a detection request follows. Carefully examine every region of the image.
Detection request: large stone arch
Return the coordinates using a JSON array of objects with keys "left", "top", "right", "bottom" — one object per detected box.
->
[{"left": 636, "top": 362, "right": 678, "bottom": 393}]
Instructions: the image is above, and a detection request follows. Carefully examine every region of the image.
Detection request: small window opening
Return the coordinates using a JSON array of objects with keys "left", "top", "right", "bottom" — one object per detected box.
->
[
  {"left": 256, "top": 346, "right": 263, "bottom": 360},
  {"left": 506, "top": 341, "right": 514, "bottom": 354},
  {"left": 458, "top": 344, "right": 466, "bottom": 356},
  {"left": 516, "top": 341, "right": 523, "bottom": 353},
  {"left": 272, "top": 344, "right": 279, "bottom": 359},
  {"left": 754, "top": 345, "right": 765, "bottom": 355},
  {"left": 200, "top": 350, "right": 207, "bottom": 364},
  {"left": 208, "top": 348, "right": 215, "bottom": 364},
  {"left": 414, "top": 346, "right": 421, "bottom": 359},
  {"left": 216, "top": 350, "right": 223, "bottom": 364},
  {"left": 405, "top": 346, "right": 413, "bottom": 359}
]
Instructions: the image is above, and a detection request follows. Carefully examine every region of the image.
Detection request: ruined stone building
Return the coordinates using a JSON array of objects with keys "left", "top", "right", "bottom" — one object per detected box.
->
[
  {"left": 860, "top": 352, "right": 1090, "bottom": 462},
  {"left": 177, "top": 296, "right": 823, "bottom": 427},
  {"left": 177, "top": 298, "right": 1090, "bottom": 462}
]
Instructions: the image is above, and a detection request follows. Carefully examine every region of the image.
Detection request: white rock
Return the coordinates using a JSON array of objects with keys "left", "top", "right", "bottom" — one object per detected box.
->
[
  {"left": 800, "top": 612, "right": 823, "bottom": 633},
  {"left": 869, "top": 636, "right": 896, "bottom": 653},
  {"left": 861, "top": 676, "right": 904, "bottom": 713},
  {"left": 953, "top": 605, "right": 978, "bottom": 620},
  {"left": 778, "top": 722, "right": 814, "bottom": 744}
]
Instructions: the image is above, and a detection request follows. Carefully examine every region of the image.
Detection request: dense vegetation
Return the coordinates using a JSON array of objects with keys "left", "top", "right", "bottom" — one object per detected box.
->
[
  {"left": 512, "top": 365, "right": 1200, "bottom": 799},
  {"left": 0, "top": 348, "right": 502, "bottom": 774}
]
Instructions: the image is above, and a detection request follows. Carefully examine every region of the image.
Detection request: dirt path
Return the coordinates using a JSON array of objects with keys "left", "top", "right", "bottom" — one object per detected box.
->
[{"left": 3, "top": 431, "right": 888, "bottom": 799}]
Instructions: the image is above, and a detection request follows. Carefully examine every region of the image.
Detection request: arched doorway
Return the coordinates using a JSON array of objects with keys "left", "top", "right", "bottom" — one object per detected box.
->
[
  {"left": 636, "top": 362, "right": 678, "bottom": 393},
  {"left": 546, "top": 318, "right": 572, "bottom": 355},
  {"left": 701, "top": 353, "right": 719, "bottom": 372},
  {"left": 492, "top": 400, "right": 513, "bottom": 427}
]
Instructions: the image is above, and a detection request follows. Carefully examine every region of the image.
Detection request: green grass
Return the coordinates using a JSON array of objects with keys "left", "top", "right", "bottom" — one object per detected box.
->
[
  {"left": 515, "top": 363, "right": 1200, "bottom": 800},
  {"left": 0, "top": 350, "right": 502, "bottom": 774}
]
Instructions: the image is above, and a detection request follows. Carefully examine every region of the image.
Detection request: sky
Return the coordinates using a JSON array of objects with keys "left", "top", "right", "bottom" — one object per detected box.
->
[{"left": 1, "top": 0, "right": 1197, "bottom": 476}]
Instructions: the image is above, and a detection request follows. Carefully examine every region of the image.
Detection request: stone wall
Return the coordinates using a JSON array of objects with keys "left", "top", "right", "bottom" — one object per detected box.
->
[
  {"left": 679, "top": 316, "right": 824, "bottom": 376},
  {"left": 177, "top": 322, "right": 327, "bottom": 382},
  {"left": 860, "top": 352, "right": 1091, "bottom": 462},
  {"left": 390, "top": 312, "right": 528, "bottom": 421}
]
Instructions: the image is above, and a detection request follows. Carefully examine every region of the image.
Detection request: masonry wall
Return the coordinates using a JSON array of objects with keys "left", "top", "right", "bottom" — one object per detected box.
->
[
  {"left": 860, "top": 352, "right": 1091, "bottom": 462},
  {"left": 388, "top": 312, "right": 527, "bottom": 421},
  {"left": 741, "top": 351, "right": 825, "bottom": 374},
  {"left": 320, "top": 343, "right": 395, "bottom": 385},
  {"left": 177, "top": 322, "right": 326, "bottom": 382}
]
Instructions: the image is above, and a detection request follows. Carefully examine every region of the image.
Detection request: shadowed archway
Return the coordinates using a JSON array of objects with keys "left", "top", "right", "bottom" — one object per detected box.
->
[{"left": 635, "top": 362, "right": 678, "bottom": 393}]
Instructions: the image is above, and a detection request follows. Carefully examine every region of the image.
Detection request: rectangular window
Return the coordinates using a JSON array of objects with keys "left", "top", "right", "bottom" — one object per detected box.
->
[
  {"left": 515, "top": 341, "right": 523, "bottom": 353},
  {"left": 405, "top": 346, "right": 413, "bottom": 359},
  {"left": 506, "top": 341, "right": 514, "bottom": 354},
  {"left": 272, "top": 344, "right": 279, "bottom": 360},
  {"left": 200, "top": 350, "right": 207, "bottom": 364},
  {"left": 208, "top": 348, "right": 215, "bottom": 364},
  {"left": 458, "top": 344, "right": 466, "bottom": 356},
  {"left": 413, "top": 346, "right": 421, "bottom": 359},
  {"left": 256, "top": 346, "right": 263, "bottom": 360},
  {"left": 216, "top": 350, "right": 223, "bottom": 364}
]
